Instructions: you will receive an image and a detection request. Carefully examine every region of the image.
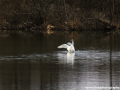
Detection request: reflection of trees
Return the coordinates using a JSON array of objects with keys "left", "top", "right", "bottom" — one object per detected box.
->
[
  {"left": 0, "top": 61, "right": 30, "bottom": 90},
  {"left": 67, "top": 31, "right": 81, "bottom": 41}
]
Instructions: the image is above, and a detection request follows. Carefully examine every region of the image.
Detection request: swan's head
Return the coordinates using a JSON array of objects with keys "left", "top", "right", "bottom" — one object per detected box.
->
[{"left": 70, "top": 39, "right": 73, "bottom": 41}]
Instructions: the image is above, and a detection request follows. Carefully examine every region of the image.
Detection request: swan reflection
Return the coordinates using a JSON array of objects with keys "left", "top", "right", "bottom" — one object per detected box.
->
[
  {"left": 67, "top": 52, "right": 75, "bottom": 64},
  {"left": 57, "top": 52, "right": 75, "bottom": 65}
]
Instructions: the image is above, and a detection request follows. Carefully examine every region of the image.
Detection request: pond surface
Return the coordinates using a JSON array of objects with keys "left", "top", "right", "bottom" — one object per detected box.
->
[{"left": 0, "top": 31, "right": 120, "bottom": 90}]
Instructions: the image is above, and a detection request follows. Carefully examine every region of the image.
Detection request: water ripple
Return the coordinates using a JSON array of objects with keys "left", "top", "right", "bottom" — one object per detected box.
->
[{"left": 0, "top": 50, "right": 119, "bottom": 61}]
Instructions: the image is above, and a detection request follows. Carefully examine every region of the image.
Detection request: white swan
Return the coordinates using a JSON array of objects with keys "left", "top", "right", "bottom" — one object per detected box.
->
[{"left": 58, "top": 39, "right": 75, "bottom": 53}]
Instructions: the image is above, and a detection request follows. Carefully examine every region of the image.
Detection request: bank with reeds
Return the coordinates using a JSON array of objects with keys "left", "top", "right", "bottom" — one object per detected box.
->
[{"left": 0, "top": 0, "right": 120, "bottom": 31}]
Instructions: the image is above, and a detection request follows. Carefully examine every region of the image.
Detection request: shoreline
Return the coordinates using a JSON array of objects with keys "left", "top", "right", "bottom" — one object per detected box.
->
[{"left": 0, "top": 28, "right": 120, "bottom": 37}]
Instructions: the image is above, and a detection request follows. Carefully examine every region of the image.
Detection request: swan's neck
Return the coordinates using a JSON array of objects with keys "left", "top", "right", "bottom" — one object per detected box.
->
[{"left": 72, "top": 39, "right": 74, "bottom": 45}]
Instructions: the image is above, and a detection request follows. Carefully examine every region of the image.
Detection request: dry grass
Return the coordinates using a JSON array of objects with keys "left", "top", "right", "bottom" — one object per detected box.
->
[{"left": 0, "top": 0, "right": 119, "bottom": 30}]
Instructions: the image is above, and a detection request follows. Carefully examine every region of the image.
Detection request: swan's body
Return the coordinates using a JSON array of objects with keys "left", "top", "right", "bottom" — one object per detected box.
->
[{"left": 58, "top": 39, "right": 75, "bottom": 53}]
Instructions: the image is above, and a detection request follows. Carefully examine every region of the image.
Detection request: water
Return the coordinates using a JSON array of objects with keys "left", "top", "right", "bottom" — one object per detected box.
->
[{"left": 0, "top": 31, "right": 120, "bottom": 90}]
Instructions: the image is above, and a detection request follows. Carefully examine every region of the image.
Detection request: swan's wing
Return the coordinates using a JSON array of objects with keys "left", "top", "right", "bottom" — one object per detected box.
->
[
  {"left": 67, "top": 42, "right": 72, "bottom": 46},
  {"left": 58, "top": 44, "right": 68, "bottom": 48}
]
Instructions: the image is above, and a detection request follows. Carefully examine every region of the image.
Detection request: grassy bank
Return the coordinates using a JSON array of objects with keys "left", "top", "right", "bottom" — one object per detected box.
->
[{"left": 0, "top": 0, "right": 120, "bottom": 31}]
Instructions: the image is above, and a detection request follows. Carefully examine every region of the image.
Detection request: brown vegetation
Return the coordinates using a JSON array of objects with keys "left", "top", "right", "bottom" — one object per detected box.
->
[{"left": 0, "top": 0, "right": 120, "bottom": 31}]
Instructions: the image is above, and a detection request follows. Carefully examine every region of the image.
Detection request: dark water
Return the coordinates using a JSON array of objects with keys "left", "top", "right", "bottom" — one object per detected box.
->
[{"left": 0, "top": 31, "right": 120, "bottom": 90}]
